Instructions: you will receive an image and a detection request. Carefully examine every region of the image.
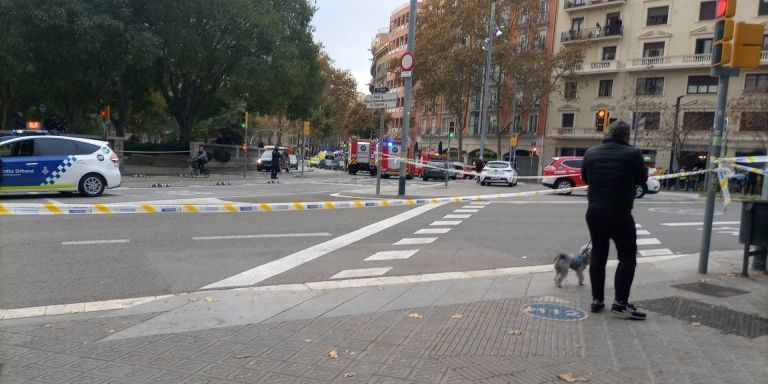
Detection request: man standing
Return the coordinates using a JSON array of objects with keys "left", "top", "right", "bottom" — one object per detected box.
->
[
  {"left": 582, "top": 121, "right": 647, "bottom": 320},
  {"left": 194, "top": 146, "right": 208, "bottom": 175},
  {"left": 270, "top": 150, "right": 281, "bottom": 180}
]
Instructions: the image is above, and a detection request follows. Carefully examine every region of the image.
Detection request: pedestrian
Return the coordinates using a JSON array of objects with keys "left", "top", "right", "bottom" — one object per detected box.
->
[
  {"left": 11, "top": 111, "right": 26, "bottom": 130},
  {"left": 663, "top": 169, "right": 670, "bottom": 189},
  {"left": 194, "top": 146, "right": 208, "bottom": 174},
  {"left": 270, "top": 149, "right": 281, "bottom": 180},
  {"left": 595, "top": 22, "right": 602, "bottom": 37},
  {"left": 581, "top": 121, "right": 647, "bottom": 320},
  {"left": 688, "top": 167, "right": 699, "bottom": 191}
]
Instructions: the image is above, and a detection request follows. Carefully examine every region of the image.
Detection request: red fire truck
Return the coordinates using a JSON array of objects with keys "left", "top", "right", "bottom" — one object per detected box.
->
[
  {"left": 380, "top": 138, "right": 414, "bottom": 179},
  {"left": 347, "top": 139, "right": 377, "bottom": 175},
  {"left": 413, "top": 148, "right": 447, "bottom": 178}
]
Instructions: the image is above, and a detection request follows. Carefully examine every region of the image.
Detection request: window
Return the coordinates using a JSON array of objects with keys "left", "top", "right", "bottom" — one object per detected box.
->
[
  {"left": 518, "top": 33, "right": 528, "bottom": 52},
  {"left": 699, "top": 1, "right": 716, "bottom": 21},
  {"left": 562, "top": 159, "right": 583, "bottom": 168},
  {"left": 683, "top": 112, "right": 715, "bottom": 130},
  {"left": 695, "top": 38, "right": 713, "bottom": 54},
  {"left": 740, "top": 112, "right": 768, "bottom": 131},
  {"left": 528, "top": 114, "right": 539, "bottom": 134},
  {"left": 643, "top": 42, "right": 665, "bottom": 58},
  {"left": 745, "top": 74, "right": 768, "bottom": 93},
  {"left": 687, "top": 76, "right": 718, "bottom": 94},
  {"left": 760, "top": 0, "right": 768, "bottom": 16},
  {"left": 562, "top": 113, "right": 575, "bottom": 128},
  {"left": 571, "top": 17, "right": 584, "bottom": 33},
  {"left": 763, "top": 35, "right": 768, "bottom": 50},
  {"left": 564, "top": 81, "right": 577, "bottom": 100},
  {"left": 598, "top": 80, "right": 614, "bottom": 97},
  {"left": 636, "top": 77, "right": 665, "bottom": 95},
  {"left": 647, "top": 6, "right": 669, "bottom": 25},
  {"left": 34, "top": 138, "right": 77, "bottom": 156},
  {"left": 0, "top": 139, "right": 34, "bottom": 157},
  {"left": 635, "top": 112, "right": 661, "bottom": 131},
  {"left": 602, "top": 46, "right": 617, "bottom": 61}
]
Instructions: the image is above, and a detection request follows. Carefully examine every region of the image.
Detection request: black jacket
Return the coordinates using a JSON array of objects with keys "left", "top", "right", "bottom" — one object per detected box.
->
[
  {"left": 582, "top": 138, "right": 647, "bottom": 212},
  {"left": 271, "top": 151, "right": 281, "bottom": 169}
]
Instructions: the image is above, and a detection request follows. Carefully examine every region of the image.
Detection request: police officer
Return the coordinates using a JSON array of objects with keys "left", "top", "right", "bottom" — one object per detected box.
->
[{"left": 270, "top": 150, "right": 281, "bottom": 180}]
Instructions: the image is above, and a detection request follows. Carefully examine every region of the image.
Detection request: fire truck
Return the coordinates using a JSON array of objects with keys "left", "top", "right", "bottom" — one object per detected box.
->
[
  {"left": 347, "top": 139, "right": 377, "bottom": 175},
  {"left": 380, "top": 138, "right": 414, "bottom": 179},
  {"left": 413, "top": 148, "right": 447, "bottom": 178}
]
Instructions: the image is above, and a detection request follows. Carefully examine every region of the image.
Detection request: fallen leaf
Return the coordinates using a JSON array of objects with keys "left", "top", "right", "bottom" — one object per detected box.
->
[
  {"left": 107, "top": 329, "right": 115, "bottom": 333},
  {"left": 304, "top": 339, "right": 312, "bottom": 343},
  {"left": 234, "top": 354, "right": 253, "bottom": 359},
  {"left": 204, "top": 297, "right": 218, "bottom": 303},
  {"left": 187, "top": 297, "right": 199, "bottom": 302},
  {"left": 509, "top": 329, "right": 522, "bottom": 336},
  {"left": 558, "top": 373, "right": 589, "bottom": 382},
  {"left": 328, "top": 349, "right": 339, "bottom": 359},
  {"left": 450, "top": 314, "right": 463, "bottom": 320},
  {"left": 408, "top": 313, "right": 422, "bottom": 319},
  {"left": 692, "top": 321, "right": 701, "bottom": 327},
  {"left": 349, "top": 352, "right": 356, "bottom": 356},
  {"left": 523, "top": 305, "right": 533, "bottom": 314},
  {"left": 343, "top": 372, "right": 356, "bottom": 378}
]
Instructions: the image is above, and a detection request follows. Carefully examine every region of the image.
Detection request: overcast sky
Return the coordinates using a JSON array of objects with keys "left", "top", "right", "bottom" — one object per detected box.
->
[{"left": 311, "top": 0, "right": 409, "bottom": 94}]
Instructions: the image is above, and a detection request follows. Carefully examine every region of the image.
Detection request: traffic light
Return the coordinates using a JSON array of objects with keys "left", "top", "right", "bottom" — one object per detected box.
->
[
  {"left": 99, "top": 106, "right": 110, "bottom": 121},
  {"left": 241, "top": 112, "right": 249, "bottom": 130},
  {"left": 242, "top": 143, "right": 247, "bottom": 152},
  {"left": 711, "top": 0, "right": 735, "bottom": 66},
  {"left": 731, "top": 22, "right": 764, "bottom": 68},
  {"left": 531, "top": 147, "right": 538, "bottom": 156},
  {"left": 438, "top": 140, "right": 443, "bottom": 154},
  {"left": 597, "top": 109, "right": 610, "bottom": 132},
  {"left": 448, "top": 122, "right": 455, "bottom": 139}
]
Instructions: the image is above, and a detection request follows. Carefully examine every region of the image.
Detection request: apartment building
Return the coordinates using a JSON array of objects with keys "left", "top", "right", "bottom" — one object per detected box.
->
[{"left": 545, "top": 0, "right": 768, "bottom": 171}]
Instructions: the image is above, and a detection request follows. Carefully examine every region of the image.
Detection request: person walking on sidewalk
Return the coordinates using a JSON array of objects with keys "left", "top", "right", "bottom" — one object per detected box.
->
[{"left": 581, "top": 121, "right": 648, "bottom": 320}]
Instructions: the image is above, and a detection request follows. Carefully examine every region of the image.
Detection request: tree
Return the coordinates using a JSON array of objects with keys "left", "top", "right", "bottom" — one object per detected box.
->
[
  {"left": 308, "top": 53, "right": 358, "bottom": 144},
  {"left": 345, "top": 101, "right": 392, "bottom": 139}
]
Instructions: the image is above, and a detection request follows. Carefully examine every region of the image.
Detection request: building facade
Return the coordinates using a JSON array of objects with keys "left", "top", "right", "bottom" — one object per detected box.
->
[{"left": 545, "top": 0, "right": 768, "bottom": 171}]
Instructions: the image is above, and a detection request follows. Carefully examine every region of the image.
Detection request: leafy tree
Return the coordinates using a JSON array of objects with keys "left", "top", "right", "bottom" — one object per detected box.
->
[{"left": 345, "top": 101, "right": 392, "bottom": 139}]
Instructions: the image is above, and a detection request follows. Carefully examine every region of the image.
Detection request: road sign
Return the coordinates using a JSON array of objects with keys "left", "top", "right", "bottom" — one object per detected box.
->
[
  {"left": 374, "top": 86, "right": 389, "bottom": 93},
  {"left": 401, "top": 71, "right": 412, "bottom": 78},
  {"left": 366, "top": 100, "right": 397, "bottom": 109},
  {"left": 365, "top": 93, "right": 397, "bottom": 102},
  {"left": 400, "top": 51, "right": 415, "bottom": 71},
  {"left": 509, "top": 134, "right": 518, "bottom": 147}
]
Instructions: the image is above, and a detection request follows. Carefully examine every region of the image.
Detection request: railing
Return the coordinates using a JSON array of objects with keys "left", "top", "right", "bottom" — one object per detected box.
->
[
  {"left": 762, "top": 50, "right": 768, "bottom": 64},
  {"left": 390, "top": 24, "right": 407, "bottom": 34},
  {"left": 564, "top": 0, "right": 626, "bottom": 10},
  {"left": 626, "top": 53, "right": 712, "bottom": 70},
  {"left": 561, "top": 27, "right": 622, "bottom": 43},
  {"left": 581, "top": 60, "right": 619, "bottom": 73},
  {"left": 554, "top": 127, "right": 605, "bottom": 137},
  {"left": 387, "top": 45, "right": 406, "bottom": 57}
]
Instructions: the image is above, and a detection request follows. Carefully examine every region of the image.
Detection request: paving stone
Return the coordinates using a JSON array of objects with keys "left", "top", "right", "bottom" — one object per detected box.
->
[
  {"left": 146, "top": 370, "right": 188, "bottom": 383},
  {"left": 259, "top": 372, "right": 324, "bottom": 384},
  {"left": 66, "top": 373, "right": 112, "bottom": 384},
  {"left": 225, "top": 367, "right": 267, "bottom": 382},
  {"left": 38, "top": 354, "right": 79, "bottom": 368},
  {"left": 65, "top": 357, "right": 107, "bottom": 372},
  {"left": 408, "top": 368, "right": 445, "bottom": 384}
]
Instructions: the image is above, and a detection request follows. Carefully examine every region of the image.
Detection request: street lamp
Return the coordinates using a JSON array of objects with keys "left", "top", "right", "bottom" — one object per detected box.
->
[{"left": 478, "top": 0, "right": 500, "bottom": 163}]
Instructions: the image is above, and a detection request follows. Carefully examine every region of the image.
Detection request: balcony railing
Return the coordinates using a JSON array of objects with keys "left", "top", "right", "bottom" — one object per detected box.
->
[
  {"left": 564, "top": 0, "right": 626, "bottom": 11},
  {"left": 581, "top": 60, "right": 620, "bottom": 73},
  {"left": 625, "top": 53, "right": 712, "bottom": 70},
  {"left": 762, "top": 50, "right": 768, "bottom": 64},
  {"left": 561, "top": 27, "right": 622, "bottom": 43},
  {"left": 387, "top": 45, "right": 406, "bottom": 57},
  {"left": 554, "top": 127, "right": 605, "bottom": 138}
]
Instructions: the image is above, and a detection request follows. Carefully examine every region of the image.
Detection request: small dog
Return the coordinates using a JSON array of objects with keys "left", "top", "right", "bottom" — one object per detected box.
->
[{"left": 554, "top": 241, "right": 592, "bottom": 288}]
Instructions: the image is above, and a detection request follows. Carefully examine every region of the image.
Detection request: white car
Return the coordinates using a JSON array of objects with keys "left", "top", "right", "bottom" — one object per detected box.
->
[
  {"left": 635, "top": 168, "right": 661, "bottom": 198},
  {"left": 479, "top": 161, "right": 518, "bottom": 186},
  {"left": 0, "top": 135, "right": 121, "bottom": 197}
]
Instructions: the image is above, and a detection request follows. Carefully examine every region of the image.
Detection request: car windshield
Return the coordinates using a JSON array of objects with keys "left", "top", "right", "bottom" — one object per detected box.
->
[
  {"left": 260, "top": 151, "right": 273, "bottom": 158},
  {"left": 486, "top": 162, "right": 509, "bottom": 169},
  {"left": 428, "top": 161, "right": 445, "bottom": 167}
]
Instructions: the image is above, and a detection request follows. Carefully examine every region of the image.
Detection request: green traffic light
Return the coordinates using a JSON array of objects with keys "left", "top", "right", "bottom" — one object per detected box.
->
[{"left": 449, "top": 132, "right": 455, "bottom": 138}]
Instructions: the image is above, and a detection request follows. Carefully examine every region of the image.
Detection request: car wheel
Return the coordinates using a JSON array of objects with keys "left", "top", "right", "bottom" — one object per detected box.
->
[
  {"left": 555, "top": 178, "right": 574, "bottom": 195},
  {"left": 635, "top": 184, "right": 647, "bottom": 199},
  {"left": 481, "top": 181, "right": 486, "bottom": 186},
  {"left": 79, "top": 173, "right": 106, "bottom": 197},
  {"left": 508, "top": 181, "right": 514, "bottom": 187},
  {"left": 423, "top": 176, "right": 428, "bottom": 181}
]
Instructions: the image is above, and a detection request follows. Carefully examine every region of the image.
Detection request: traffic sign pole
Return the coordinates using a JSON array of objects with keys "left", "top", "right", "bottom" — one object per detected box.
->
[{"left": 398, "top": 0, "right": 417, "bottom": 197}]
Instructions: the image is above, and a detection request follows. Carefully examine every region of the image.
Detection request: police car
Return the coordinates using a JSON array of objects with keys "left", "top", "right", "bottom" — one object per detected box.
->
[{"left": 0, "top": 134, "right": 121, "bottom": 197}]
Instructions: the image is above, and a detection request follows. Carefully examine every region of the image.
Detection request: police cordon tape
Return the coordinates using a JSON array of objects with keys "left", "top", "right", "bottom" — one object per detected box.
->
[{"left": 713, "top": 155, "right": 768, "bottom": 206}]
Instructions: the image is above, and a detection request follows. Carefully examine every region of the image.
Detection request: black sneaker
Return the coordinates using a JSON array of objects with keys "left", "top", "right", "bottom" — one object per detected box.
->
[
  {"left": 611, "top": 300, "right": 646, "bottom": 320},
  {"left": 590, "top": 299, "right": 605, "bottom": 313}
]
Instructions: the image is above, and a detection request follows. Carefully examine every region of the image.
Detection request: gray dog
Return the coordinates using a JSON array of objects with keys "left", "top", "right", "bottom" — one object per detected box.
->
[{"left": 554, "top": 241, "right": 592, "bottom": 288}]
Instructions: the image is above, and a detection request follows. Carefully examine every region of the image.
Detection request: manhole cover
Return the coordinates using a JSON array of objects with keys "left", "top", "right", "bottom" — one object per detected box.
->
[
  {"left": 636, "top": 296, "right": 768, "bottom": 338},
  {"left": 671, "top": 282, "right": 749, "bottom": 298},
  {"left": 526, "top": 303, "right": 588, "bottom": 321}
]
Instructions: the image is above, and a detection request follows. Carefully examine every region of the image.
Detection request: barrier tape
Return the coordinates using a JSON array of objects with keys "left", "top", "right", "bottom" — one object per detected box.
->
[{"left": 714, "top": 155, "right": 768, "bottom": 164}]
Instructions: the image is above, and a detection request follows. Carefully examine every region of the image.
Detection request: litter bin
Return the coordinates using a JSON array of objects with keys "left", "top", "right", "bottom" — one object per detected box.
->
[{"left": 739, "top": 201, "right": 768, "bottom": 276}]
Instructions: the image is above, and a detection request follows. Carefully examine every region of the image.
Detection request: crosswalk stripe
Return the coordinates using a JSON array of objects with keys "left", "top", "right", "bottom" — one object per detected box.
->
[
  {"left": 365, "top": 250, "right": 419, "bottom": 261},
  {"left": 415, "top": 228, "right": 451, "bottom": 234},
  {"left": 454, "top": 209, "right": 479, "bottom": 213},
  {"left": 431, "top": 220, "right": 462, "bottom": 226},
  {"left": 636, "top": 238, "right": 661, "bottom": 245},
  {"left": 330, "top": 267, "right": 392, "bottom": 279},
  {"left": 394, "top": 237, "right": 438, "bottom": 245},
  {"left": 639, "top": 248, "right": 673, "bottom": 257},
  {"left": 444, "top": 214, "right": 471, "bottom": 219},
  {"left": 636, "top": 230, "right": 651, "bottom": 235}
]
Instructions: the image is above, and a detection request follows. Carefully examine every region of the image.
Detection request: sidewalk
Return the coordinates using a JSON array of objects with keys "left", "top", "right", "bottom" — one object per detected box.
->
[{"left": 1, "top": 251, "right": 766, "bottom": 383}]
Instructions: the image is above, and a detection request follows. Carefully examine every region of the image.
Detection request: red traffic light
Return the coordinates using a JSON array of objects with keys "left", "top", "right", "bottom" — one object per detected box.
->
[
  {"left": 716, "top": 0, "right": 736, "bottom": 19},
  {"left": 531, "top": 147, "right": 538, "bottom": 156},
  {"left": 597, "top": 109, "right": 606, "bottom": 118}
]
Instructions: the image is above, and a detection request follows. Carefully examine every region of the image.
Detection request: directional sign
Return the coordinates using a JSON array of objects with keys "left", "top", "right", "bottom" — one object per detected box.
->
[
  {"left": 366, "top": 100, "right": 397, "bottom": 109},
  {"left": 364, "top": 93, "right": 397, "bottom": 102}
]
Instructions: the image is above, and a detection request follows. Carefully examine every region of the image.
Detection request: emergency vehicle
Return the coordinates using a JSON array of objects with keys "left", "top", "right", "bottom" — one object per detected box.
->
[
  {"left": 413, "top": 148, "right": 447, "bottom": 178},
  {"left": 347, "top": 139, "right": 376, "bottom": 175},
  {"left": 380, "top": 138, "right": 414, "bottom": 179}
]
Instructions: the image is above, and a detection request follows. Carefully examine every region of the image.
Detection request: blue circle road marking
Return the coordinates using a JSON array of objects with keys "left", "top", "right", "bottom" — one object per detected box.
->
[{"left": 527, "top": 303, "right": 587, "bottom": 321}]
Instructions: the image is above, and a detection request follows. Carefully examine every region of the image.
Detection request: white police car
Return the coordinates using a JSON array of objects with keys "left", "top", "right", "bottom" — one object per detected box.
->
[{"left": 0, "top": 135, "right": 121, "bottom": 197}]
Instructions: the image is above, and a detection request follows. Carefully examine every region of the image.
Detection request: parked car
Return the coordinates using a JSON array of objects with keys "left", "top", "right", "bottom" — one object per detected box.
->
[
  {"left": 449, "top": 162, "right": 473, "bottom": 179},
  {"left": 289, "top": 154, "right": 298, "bottom": 169},
  {"left": 422, "top": 161, "right": 453, "bottom": 181},
  {"left": 307, "top": 152, "right": 326, "bottom": 168},
  {"left": 256, "top": 149, "right": 289, "bottom": 172},
  {"left": 321, "top": 155, "right": 336, "bottom": 170},
  {"left": 543, "top": 156, "right": 657, "bottom": 198},
  {"left": 0, "top": 135, "right": 121, "bottom": 197},
  {"left": 479, "top": 161, "right": 518, "bottom": 186}
]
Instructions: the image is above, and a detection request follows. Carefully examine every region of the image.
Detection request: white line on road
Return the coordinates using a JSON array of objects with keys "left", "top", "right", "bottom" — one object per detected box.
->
[
  {"left": 61, "top": 239, "right": 131, "bottom": 245},
  {"left": 415, "top": 228, "right": 451, "bottom": 234},
  {"left": 430, "top": 220, "right": 462, "bottom": 226},
  {"left": 193, "top": 233, "right": 332, "bottom": 241},
  {"left": 638, "top": 248, "right": 673, "bottom": 257},
  {"left": 202, "top": 202, "right": 446, "bottom": 289},
  {"left": 443, "top": 214, "right": 471, "bottom": 219},
  {"left": 330, "top": 268, "right": 392, "bottom": 280},
  {"left": 393, "top": 237, "right": 438, "bottom": 245},
  {"left": 453, "top": 209, "right": 479, "bottom": 213},
  {"left": 365, "top": 250, "right": 419, "bottom": 261},
  {"left": 462, "top": 205, "right": 486, "bottom": 209},
  {"left": 636, "top": 238, "right": 662, "bottom": 245},
  {"left": 636, "top": 230, "right": 651, "bottom": 236},
  {"left": 635, "top": 224, "right": 642, "bottom": 228},
  {"left": 660, "top": 221, "right": 740, "bottom": 227}
]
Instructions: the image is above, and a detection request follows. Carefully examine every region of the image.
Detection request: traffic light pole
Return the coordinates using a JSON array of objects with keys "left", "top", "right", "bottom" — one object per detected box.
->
[{"left": 699, "top": 66, "right": 739, "bottom": 274}]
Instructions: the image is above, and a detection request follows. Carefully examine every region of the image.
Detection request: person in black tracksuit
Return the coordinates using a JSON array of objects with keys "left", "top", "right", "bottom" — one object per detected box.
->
[
  {"left": 582, "top": 121, "right": 648, "bottom": 320},
  {"left": 270, "top": 150, "right": 281, "bottom": 180}
]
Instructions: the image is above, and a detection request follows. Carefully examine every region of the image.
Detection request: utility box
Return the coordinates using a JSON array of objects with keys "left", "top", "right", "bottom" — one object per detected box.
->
[{"left": 739, "top": 201, "right": 768, "bottom": 276}]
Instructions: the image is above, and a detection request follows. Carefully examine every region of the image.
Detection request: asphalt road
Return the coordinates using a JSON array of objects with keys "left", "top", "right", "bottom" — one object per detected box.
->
[{"left": 0, "top": 176, "right": 742, "bottom": 310}]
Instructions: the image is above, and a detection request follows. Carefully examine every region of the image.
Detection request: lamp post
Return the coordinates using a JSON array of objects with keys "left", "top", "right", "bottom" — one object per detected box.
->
[
  {"left": 478, "top": 0, "right": 499, "bottom": 163},
  {"left": 669, "top": 95, "right": 685, "bottom": 172}
]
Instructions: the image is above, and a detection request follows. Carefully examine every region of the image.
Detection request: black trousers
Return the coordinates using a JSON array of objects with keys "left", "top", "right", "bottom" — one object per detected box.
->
[
  {"left": 586, "top": 208, "right": 637, "bottom": 303},
  {"left": 271, "top": 166, "right": 278, "bottom": 179}
]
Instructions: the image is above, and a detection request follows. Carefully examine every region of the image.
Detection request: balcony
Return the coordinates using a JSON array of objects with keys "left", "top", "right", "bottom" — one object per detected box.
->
[
  {"left": 387, "top": 45, "right": 406, "bottom": 57},
  {"left": 564, "top": 0, "right": 626, "bottom": 12},
  {"left": 625, "top": 53, "right": 712, "bottom": 70},
  {"left": 517, "top": 13, "right": 549, "bottom": 27},
  {"left": 561, "top": 27, "right": 622, "bottom": 44},
  {"left": 580, "top": 60, "right": 621, "bottom": 73},
  {"left": 762, "top": 51, "right": 768, "bottom": 65},
  {"left": 553, "top": 127, "right": 605, "bottom": 138}
]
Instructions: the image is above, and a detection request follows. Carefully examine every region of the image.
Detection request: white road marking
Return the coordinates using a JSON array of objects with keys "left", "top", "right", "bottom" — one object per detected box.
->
[
  {"left": 453, "top": 209, "right": 479, "bottom": 213},
  {"left": 202, "top": 202, "right": 446, "bottom": 289},
  {"left": 365, "top": 250, "right": 419, "bottom": 261},
  {"left": 638, "top": 248, "right": 673, "bottom": 257},
  {"left": 62, "top": 239, "right": 130, "bottom": 245},
  {"left": 462, "top": 205, "right": 486, "bottom": 209},
  {"left": 394, "top": 237, "right": 438, "bottom": 245},
  {"left": 469, "top": 201, "right": 491, "bottom": 205},
  {"left": 193, "top": 233, "right": 332, "bottom": 241},
  {"left": 636, "top": 238, "right": 661, "bottom": 245},
  {"left": 636, "top": 230, "right": 651, "bottom": 236},
  {"left": 330, "top": 268, "right": 392, "bottom": 279},
  {"left": 415, "top": 228, "right": 451, "bottom": 234},
  {"left": 635, "top": 224, "right": 642, "bottom": 228},
  {"left": 660, "top": 221, "right": 740, "bottom": 227},
  {"left": 443, "top": 214, "right": 471, "bottom": 219},
  {"left": 431, "top": 220, "right": 462, "bottom": 226}
]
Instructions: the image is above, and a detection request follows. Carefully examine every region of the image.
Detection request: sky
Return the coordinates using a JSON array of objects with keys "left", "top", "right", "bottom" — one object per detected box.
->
[{"left": 311, "top": 0, "right": 409, "bottom": 94}]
